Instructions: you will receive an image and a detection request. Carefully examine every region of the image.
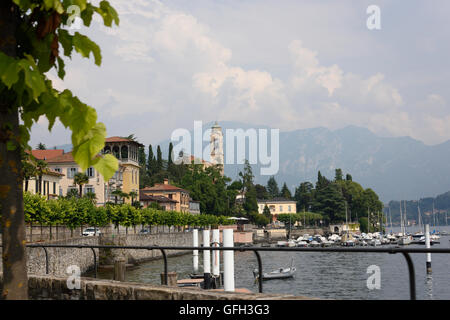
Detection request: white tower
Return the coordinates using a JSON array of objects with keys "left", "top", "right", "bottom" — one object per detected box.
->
[{"left": 210, "top": 121, "right": 224, "bottom": 175}]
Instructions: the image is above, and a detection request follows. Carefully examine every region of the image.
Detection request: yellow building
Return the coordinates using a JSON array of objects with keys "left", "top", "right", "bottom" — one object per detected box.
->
[
  {"left": 31, "top": 136, "right": 142, "bottom": 205},
  {"left": 102, "top": 136, "right": 143, "bottom": 204},
  {"left": 140, "top": 179, "right": 190, "bottom": 212},
  {"left": 23, "top": 149, "right": 65, "bottom": 199},
  {"left": 257, "top": 198, "right": 297, "bottom": 221}
]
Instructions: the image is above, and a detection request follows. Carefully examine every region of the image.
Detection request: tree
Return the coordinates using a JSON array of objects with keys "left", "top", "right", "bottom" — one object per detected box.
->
[
  {"left": 73, "top": 172, "right": 89, "bottom": 198},
  {"left": 239, "top": 160, "right": 258, "bottom": 216},
  {"left": 294, "top": 181, "right": 314, "bottom": 212},
  {"left": 147, "top": 144, "right": 156, "bottom": 176},
  {"left": 35, "top": 159, "right": 48, "bottom": 195},
  {"left": 263, "top": 204, "right": 272, "bottom": 223},
  {"left": 266, "top": 176, "right": 280, "bottom": 199},
  {"left": 36, "top": 142, "right": 46, "bottom": 150},
  {"left": 22, "top": 155, "right": 36, "bottom": 192},
  {"left": 156, "top": 145, "right": 163, "bottom": 173},
  {"left": 255, "top": 184, "right": 269, "bottom": 200},
  {"left": 281, "top": 182, "right": 292, "bottom": 199},
  {"left": 335, "top": 168, "right": 343, "bottom": 181},
  {"left": 0, "top": 0, "right": 119, "bottom": 299}
]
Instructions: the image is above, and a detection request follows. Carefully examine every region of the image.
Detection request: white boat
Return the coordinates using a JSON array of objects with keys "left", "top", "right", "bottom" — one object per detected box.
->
[
  {"left": 296, "top": 240, "right": 308, "bottom": 247},
  {"left": 398, "top": 235, "right": 412, "bottom": 245},
  {"left": 369, "top": 239, "right": 381, "bottom": 246},
  {"left": 253, "top": 258, "right": 296, "bottom": 280}
]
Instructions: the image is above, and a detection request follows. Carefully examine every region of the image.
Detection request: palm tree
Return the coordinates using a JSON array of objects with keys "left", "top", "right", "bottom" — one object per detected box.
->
[
  {"left": 111, "top": 189, "right": 123, "bottom": 204},
  {"left": 22, "top": 158, "right": 36, "bottom": 192},
  {"left": 35, "top": 160, "right": 48, "bottom": 195},
  {"left": 73, "top": 172, "right": 89, "bottom": 198},
  {"left": 84, "top": 191, "right": 97, "bottom": 204},
  {"left": 120, "top": 191, "right": 130, "bottom": 204},
  {"left": 128, "top": 191, "right": 138, "bottom": 205}
]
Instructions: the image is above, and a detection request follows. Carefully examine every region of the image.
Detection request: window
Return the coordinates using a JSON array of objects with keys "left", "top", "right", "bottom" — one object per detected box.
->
[
  {"left": 86, "top": 167, "right": 95, "bottom": 178},
  {"left": 279, "top": 205, "right": 283, "bottom": 212},
  {"left": 68, "top": 167, "right": 78, "bottom": 178},
  {"left": 53, "top": 182, "right": 56, "bottom": 194},
  {"left": 85, "top": 186, "right": 95, "bottom": 194},
  {"left": 288, "top": 205, "right": 291, "bottom": 212},
  {"left": 53, "top": 168, "right": 61, "bottom": 173}
]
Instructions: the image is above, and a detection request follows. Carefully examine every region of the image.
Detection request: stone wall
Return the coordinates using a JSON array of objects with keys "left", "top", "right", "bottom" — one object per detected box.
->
[
  {"left": 0, "top": 273, "right": 313, "bottom": 300},
  {"left": 99, "top": 232, "right": 203, "bottom": 265},
  {"left": 0, "top": 237, "right": 99, "bottom": 276}
]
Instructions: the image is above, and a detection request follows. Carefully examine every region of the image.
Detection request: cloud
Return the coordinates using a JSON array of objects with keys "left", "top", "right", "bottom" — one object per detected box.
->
[{"left": 29, "top": 0, "right": 450, "bottom": 148}]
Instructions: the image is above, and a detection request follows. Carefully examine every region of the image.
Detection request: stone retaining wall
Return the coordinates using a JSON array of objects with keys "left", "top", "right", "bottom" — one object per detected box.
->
[
  {"left": 99, "top": 232, "right": 203, "bottom": 265},
  {"left": 0, "top": 273, "right": 313, "bottom": 300},
  {"left": 0, "top": 237, "right": 99, "bottom": 276}
]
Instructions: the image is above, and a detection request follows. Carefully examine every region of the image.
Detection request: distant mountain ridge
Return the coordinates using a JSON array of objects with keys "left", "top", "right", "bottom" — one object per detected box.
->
[{"left": 157, "top": 122, "right": 450, "bottom": 203}]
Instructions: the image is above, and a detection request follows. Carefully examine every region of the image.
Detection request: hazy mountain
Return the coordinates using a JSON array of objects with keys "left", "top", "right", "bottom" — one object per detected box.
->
[{"left": 157, "top": 122, "right": 450, "bottom": 203}]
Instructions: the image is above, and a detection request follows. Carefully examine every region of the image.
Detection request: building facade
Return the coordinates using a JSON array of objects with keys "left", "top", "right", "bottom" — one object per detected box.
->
[
  {"left": 257, "top": 198, "right": 297, "bottom": 221},
  {"left": 140, "top": 179, "right": 190, "bottom": 212},
  {"left": 31, "top": 136, "right": 142, "bottom": 206}
]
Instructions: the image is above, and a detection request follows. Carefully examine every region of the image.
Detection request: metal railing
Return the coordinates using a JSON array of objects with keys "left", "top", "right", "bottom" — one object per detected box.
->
[{"left": 26, "top": 243, "right": 450, "bottom": 300}]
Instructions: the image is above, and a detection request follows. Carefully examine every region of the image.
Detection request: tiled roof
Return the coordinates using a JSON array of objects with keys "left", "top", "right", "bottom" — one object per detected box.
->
[
  {"left": 46, "top": 151, "right": 75, "bottom": 163},
  {"left": 257, "top": 197, "right": 296, "bottom": 203},
  {"left": 141, "top": 183, "right": 190, "bottom": 193},
  {"left": 105, "top": 136, "right": 144, "bottom": 146},
  {"left": 140, "top": 194, "right": 177, "bottom": 203},
  {"left": 30, "top": 149, "right": 64, "bottom": 161}
]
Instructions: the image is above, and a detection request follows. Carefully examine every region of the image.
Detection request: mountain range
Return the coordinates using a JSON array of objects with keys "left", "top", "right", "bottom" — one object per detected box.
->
[
  {"left": 157, "top": 122, "right": 450, "bottom": 203},
  {"left": 53, "top": 122, "right": 450, "bottom": 203}
]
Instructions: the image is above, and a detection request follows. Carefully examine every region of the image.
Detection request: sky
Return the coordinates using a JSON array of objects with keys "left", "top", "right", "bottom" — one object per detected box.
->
[{"left": 31, "top": 0, "right": 450, "bottom": 149}]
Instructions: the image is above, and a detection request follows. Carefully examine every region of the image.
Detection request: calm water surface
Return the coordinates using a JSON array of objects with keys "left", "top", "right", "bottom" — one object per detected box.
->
[{"left": 93, "top": 225, "right": 450, "bottom": 300}]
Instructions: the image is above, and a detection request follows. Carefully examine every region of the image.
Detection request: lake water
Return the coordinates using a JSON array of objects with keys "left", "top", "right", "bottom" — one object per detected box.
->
[{"left": 92, "top": 225, "right": 450, "bottom": 300}]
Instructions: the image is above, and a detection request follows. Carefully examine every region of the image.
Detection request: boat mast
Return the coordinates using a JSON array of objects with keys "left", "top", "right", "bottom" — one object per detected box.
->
[
  {"left": 399, "top": 201, "right": 402, "bottom": 234},
  {"left": 417, "top": 199, "right": 422, "bottom": 233},
  {"left": 389, "top": 205, "right": 393, "bottom": 232},
  {"left": 367, "top": 206, "right": 370, "bottom": 233},
  {"left": 403, "top": 200, "right": 408, "bottom": 234}
]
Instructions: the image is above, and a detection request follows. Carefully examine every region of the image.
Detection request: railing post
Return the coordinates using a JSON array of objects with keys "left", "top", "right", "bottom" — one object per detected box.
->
[
  {"left": 91, "top": 247, "right": 97, "bottom": 278},
  {"left": 159, "top": 248, "right": 168, "bottom": 285},
  {"left": 253, "top": 250, "right": 263, "bottom": 293},
  {"left": 401, "top": 252, "right": 416, "bottom": 300},
  {"left": 42, "top": 246, "right": 49, "bottom": 274}
]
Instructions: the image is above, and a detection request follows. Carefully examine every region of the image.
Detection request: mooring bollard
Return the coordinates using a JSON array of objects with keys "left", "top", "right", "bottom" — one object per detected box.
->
[
  {"left": 193, "top": 229, "right": 199, "bottom": 274},
  {"left": 114, "top": 257, "right": 126, "bottom": 282},
  {"left": 161, "top": 272, "right": 178, "bottom": 287},
  {"left": 223, "top": 228, "right": 235, "bottom": 292},
  {"left": 203, "top": 229, "right": 212, "bottom": 289},
  {"left": 212, "top": 229, "right": 220, "bottom": 277},
  {"left": 425, "top": 224, "right": 432, "bottom": 274}
]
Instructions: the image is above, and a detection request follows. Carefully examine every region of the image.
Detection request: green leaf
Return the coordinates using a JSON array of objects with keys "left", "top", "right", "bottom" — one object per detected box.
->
[
  {"left": 58, "top": 29, "right": 74, "bottom": 58},
  {"left": 72, "top": 122, "right": 105, "bottom": 171},
  {"left": 72, "top": 32, "right": 102, "bottom": 66},
  {"left": 57, "top": 56, "right": 66, "bottom": 79},
  {"left": 95, "top": 1, "right": 120, "bottom": 27},
  {"left": 0, "top": 52, "right": 20, "bottom": 88}
]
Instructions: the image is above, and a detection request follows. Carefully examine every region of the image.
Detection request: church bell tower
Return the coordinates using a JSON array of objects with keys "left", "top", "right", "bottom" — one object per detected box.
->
[{"left": 210, "top": 121, "right": 224, "bottom": 175}]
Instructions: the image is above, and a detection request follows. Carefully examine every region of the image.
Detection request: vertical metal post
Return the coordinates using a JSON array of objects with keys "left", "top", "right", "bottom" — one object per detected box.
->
[
  {"left": 42, "top": 246, "right": 49, "bottom": 274},
  {"left": 159, "top": 248, "right": 168, "bottom": 285},
  {"left": 402, "top": 252, "right": 416, "bottom": 300},
  {"left": 90, "top": 247, "right": 97, "bottom": 278},
  {"left": 253, "top": 250, "right": 263, "bottom": 293}
]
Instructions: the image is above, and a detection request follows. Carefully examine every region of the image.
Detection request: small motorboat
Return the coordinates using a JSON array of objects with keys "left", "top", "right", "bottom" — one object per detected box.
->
[{"left": 253, "top": 258, "right": 296, "bottom": 280}]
